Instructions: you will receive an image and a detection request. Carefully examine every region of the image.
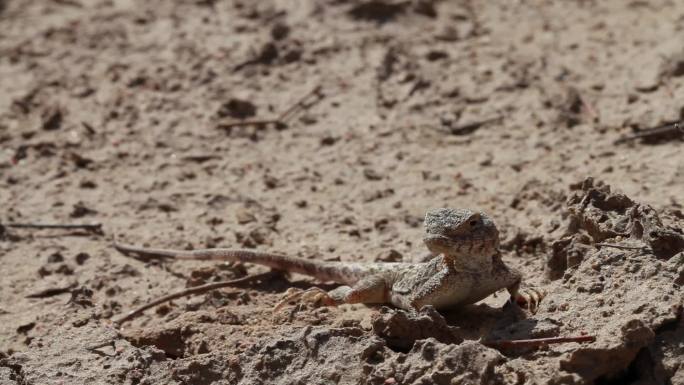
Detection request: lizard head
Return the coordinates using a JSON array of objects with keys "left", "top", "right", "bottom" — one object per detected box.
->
[{"left": 422, "top": 208, "right": 499, "bottom": 258}]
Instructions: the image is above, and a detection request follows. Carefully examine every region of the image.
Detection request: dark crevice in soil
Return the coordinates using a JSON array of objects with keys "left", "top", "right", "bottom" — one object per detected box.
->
[
  {"left": 0, "top": 360, "right": 27, "bottom": 385},
  {"left": 654, "top": 308, "right": 683, "bottom": 334},
  {"left": 593, "top": 347, "right": 645, "bottom": 385},
  {"left": 603, "top": 309, "right": 684, "bottom": 385}
]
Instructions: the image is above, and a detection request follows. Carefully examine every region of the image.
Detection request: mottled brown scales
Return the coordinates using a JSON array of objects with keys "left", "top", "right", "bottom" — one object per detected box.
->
[{"left": 114, "top": 208, "right": 543, "bottom": 311}]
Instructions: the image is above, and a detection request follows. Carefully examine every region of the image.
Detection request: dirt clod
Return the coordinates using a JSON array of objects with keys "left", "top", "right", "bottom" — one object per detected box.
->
[
  {"left": 372, "top": 306, "right": 464, "bottom": 350},
  {"left": 217, "top": 99, "right": 257, "bottom": 120}
]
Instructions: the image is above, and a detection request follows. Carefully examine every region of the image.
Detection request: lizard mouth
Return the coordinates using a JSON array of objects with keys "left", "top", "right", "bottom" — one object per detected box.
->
[{"left": 423, "top": 233, "right": 499, "bottom": 255}]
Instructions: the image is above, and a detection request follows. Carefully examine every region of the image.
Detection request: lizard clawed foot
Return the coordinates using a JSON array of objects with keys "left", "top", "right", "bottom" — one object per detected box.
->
[
  {"left": 274, "top": 287, "right": 338, "bottom": 312},
  {"left": 511, "top": 287, "right": 545, "bottom": 314}
]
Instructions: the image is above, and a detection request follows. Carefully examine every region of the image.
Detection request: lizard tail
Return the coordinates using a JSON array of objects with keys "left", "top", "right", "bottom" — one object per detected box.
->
[{"left": 113, "top": 243, "right": 346, "bottom": 282}]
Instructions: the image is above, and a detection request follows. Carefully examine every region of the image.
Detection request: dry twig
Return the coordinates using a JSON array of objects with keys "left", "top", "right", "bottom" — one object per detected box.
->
[
  {"left": 596, "top": 243, "right": 651, "bottom": 251},
  {"left": 217, "top": 119, "right": 285, "bottom": 130},
  {"left": 614, "top": 121, "right": 683, "bottom": 144},
  {"left": 449, "top": 115, "right": 503, "bottom": 136},
  {"left": 217, "top": 85, "right": 324, "bottom": 130},
  {"left": 113, "top": 271, "right": 279, "bottom": 326},
  {"left": 276, "top": 85, "right": 323, "bottom": 121},
  {"left": 483, "top": 335, "right": 595, "bottom": 349},
  {"left": 2, "top": 222, "right": 103, "bottom": 234},
  {"left": 26, "top": 281, "right": 78, "bottom": 298}
]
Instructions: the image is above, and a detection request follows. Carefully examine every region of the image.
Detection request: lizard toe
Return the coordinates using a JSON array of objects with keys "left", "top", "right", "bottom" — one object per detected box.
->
[
  {"left": 273, "top": 288, "right": 304, "bottom": 312},
  {"left": 514, "top": 287, "right": 546, "bottom": 314},
  {"left": 273, "top": 287, "right": 336, "bottom": 312}
]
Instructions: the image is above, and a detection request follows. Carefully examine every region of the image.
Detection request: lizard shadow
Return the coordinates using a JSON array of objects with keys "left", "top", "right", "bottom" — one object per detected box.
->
[
  {"left": 264, "top": 277, "right": 537, "bottom": 336},
  {"left": 441, "top": 301, "right": 538, "bottom": 342},
  {"left": 248, "top": 276, "right": 542, "bottom": 355},
  {"left": 244, "top": 275, "right": 341, "bottom": 294}
]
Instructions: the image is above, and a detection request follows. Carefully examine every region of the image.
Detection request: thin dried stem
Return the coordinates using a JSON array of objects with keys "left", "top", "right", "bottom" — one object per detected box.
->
[
  {"left": 276, "top": 85, "right": 323, "bottom": 121},
  {"left": 596, "top": 243, "right": 650, "bottom": 251},
  {"left": 484, "top": 335, "right": 595, "bottom": 349},
  {"left": 614, "top": 121, "right": 682, "bottom": 144},
  {"left": 217, "top": 119, "right": 284, "bottom": 129},
  {"left": 217, "top": 84, "right": 323, "bottom": 130},
  {"left": 113, "top": 271, "right": 279, "bottom": 326},
  {"left": 2, "top": 222, "right": 103, "bottom": 233}
]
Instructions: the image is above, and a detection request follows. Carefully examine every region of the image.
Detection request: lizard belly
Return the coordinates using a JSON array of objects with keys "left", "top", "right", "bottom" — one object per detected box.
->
[
  {"left": 461, "top": 285, "right": 502, "bottom": 305},
  {"left": 427, "top": 290, "right": 471, "bottom": 309},
  {"left": 389, "top": 288, "right": 469, "bottom": 310}
]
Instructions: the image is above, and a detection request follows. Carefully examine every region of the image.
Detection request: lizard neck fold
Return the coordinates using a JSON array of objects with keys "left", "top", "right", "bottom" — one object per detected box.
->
[{"left": 443, "top": 252, "right": 494, "bottom": 273}]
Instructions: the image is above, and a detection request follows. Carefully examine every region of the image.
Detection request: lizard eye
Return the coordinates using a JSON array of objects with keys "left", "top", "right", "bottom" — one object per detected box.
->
[{"left": 469, "top": 219, "right": 479, "bottom": 227}]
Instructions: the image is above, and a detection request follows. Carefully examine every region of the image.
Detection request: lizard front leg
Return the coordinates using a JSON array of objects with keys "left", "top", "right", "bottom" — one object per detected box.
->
[
  {"left": 505, "top": 270, "right": 545, "bottom": 313},
  {"left": 274, "top": 275, "right": 389, "bottom": 311},
  {"left": 482, "top": 253, "right": 545, "bottom": 312}
]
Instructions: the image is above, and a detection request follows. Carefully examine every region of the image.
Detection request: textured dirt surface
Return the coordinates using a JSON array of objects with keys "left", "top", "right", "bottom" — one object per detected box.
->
[{"left": 1, "top": 1, "right": 683, "bottom": 384}]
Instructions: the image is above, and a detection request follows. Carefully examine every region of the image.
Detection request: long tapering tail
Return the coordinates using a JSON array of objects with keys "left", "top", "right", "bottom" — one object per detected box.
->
[{"left": 113, "top": 243, "right": 358, "bottom": 283}]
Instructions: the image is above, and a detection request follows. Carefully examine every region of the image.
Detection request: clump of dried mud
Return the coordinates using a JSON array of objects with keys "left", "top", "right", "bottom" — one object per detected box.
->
[{"left": 1, "top": 1, "right": 684, "bottom": 384}]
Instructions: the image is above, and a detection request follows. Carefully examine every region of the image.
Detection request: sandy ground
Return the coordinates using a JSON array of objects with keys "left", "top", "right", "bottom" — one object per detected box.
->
[{"left": 0, "top": 0, "right": 683, "bottom": 384}]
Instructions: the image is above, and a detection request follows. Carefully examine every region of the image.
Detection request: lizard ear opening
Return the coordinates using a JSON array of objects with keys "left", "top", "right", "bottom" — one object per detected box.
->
[{"left": 466, "top": 213, "right": 481, "bottom": 228}]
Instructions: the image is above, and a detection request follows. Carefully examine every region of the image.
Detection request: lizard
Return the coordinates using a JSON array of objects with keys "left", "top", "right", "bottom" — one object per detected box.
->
[{"left": 114, "top": 208, "right": 544, "bottom": 312}]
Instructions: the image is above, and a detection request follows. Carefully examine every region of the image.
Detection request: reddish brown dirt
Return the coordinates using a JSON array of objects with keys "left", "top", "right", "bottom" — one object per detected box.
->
[{"left": 1, "top": 1, "right": 683, "bottom": 384}]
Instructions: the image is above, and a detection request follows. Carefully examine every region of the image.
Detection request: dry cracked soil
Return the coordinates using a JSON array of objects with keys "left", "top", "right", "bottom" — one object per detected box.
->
[{"left": 0, "top": 1, "right": 683, "bottom": 384}]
